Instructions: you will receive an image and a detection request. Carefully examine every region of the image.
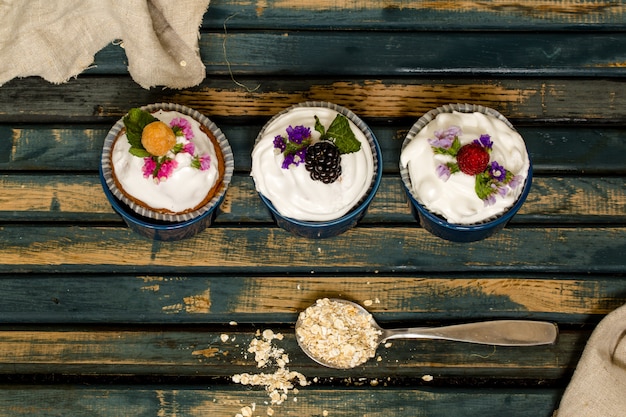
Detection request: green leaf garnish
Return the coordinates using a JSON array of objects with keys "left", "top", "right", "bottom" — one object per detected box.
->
[
  {"left": 122, "top": 108, "right": 158, "bottom": 150},
  {"left": 474, "top": 172, "right": 494, "bottom": 201},
  {"left": 129, "top": 147, "right": 151, "bottom": 158},
  {"left": 319, "top": 114, "right": 361, "bottom": 154},
  {"left": 314, "top": 115, "right": 326, "bottom": 137}
]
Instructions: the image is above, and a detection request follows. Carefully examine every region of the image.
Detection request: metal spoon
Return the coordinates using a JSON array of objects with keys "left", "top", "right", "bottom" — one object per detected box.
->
[{"left": 295, "top": 298, "right": 558, "bottom": 369}]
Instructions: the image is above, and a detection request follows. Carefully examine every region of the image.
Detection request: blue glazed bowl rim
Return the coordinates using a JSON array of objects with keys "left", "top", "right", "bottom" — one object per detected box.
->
[{"left": 254, "top": 100, "right": 383, "bottom": 230}]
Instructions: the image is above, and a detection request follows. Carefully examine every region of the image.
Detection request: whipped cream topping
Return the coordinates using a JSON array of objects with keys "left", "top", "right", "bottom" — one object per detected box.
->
[
  {"left": 400, "top": 111, "right": 530, "bottom": 224},
  {"left": 111, "top": 110, "right": 219, "bottom": 214},
  {"left": 251, "top": 106, "right": 374, "bottom": 221}
]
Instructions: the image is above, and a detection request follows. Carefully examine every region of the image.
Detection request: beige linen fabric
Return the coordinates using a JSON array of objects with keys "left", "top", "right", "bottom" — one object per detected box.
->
[
  {"left": 554, "top": 303, "right": 626, "bottom": 417},
  {"left": 0, "top": 0, "right": 210, "bottom": 89}
]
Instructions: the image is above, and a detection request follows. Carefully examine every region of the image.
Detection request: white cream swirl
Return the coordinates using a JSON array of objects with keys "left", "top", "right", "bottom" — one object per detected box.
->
[
  {"left": 111, "top": 110, "right": 219, "bottom": 214},
  {"left": 400, "top": 111, "right": 530, "bottom": 224},
  {"left": 251, "top": 107, "right": 374, "bottom": 221}
]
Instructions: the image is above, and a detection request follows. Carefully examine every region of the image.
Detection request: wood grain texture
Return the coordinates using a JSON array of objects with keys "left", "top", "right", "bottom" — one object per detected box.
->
[
  {"left": 2, "top": 78, "right": 626, "bottom": 122},
  {"left": 203, "top": 0, "right": 626, "bottom": 29},
  {"left": 0, "top": 175, "right": 624, "bottom": 224},
  {"left": 0, "top": 275, "right": 623, "bottom": 324},
  {"left": 89, "top": 32, "right": 626, "bottom": 77},
  {"left": 0, "top": 327, "right": 582, "bottom": 379},
  {"left": 0, "top": 385, "right": 563, "bottom": 417},
  {"left": 0, "top": 226, "right": 624, "bottom": 274}
]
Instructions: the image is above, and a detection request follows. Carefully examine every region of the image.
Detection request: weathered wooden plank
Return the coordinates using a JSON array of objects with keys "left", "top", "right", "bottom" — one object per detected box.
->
[
  {"left": 0, "top": 326, "right": 582, "bottom": 380},
  {"left": 2, "top": 78, "right": 626, "bottom": 122},
  {"left": 3, "top": 124, "right": 626, "bottom": 174},
  {"left": 89, "top": 32, "right": 626, "bottom": 77},
  {"left": 0, "top": 385, "right": 563, "bottom": 417},
  {"left": 204, "top": 0, "right": 626, "bottom": 30},
  {"left": 0, "top": 275, "right": 623, "bottom": 324},
  {"left": 1, "top": 175, "right": 624, "bottom": 224},
  {"left": 0, "top": 226, "right": 624, "bottom": 274}
]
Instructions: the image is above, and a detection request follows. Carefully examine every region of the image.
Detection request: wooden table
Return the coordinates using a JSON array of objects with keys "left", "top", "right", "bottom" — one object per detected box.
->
[{"left": 1, "top": 1, "right": 625, "bottom": 416}]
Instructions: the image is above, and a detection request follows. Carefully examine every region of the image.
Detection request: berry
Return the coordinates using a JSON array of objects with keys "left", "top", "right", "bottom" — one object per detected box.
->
[
  {"left": 456, "top": 143, "right": 489, "bottom": 175},
  {"left": 141, "top": 121, "right": 176, "bottom": 156},
  {"left": 305, "top": 141, "right": 342, "bottom": 184}
]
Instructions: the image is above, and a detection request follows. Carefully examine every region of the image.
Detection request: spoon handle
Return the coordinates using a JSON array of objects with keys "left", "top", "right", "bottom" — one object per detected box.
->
[{"left": 382, "top": 320, "right": 558, "bottom": 346}]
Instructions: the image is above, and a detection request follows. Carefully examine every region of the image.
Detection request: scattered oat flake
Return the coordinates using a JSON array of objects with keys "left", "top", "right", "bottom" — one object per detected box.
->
[
  {"left": 230, "top": 321, "right": 238, "bottom": 326},
  {"left": 422, "top": 374, "right": 434, "bottom": 382},
  {"left": 232, "top": 330, "right": 308, "bottom": 406},
  {"left": 363, "top": 299, "right": 373, "bottom": 307},
  {"left": 220, "top": 334, "right": 229, "bottom": 343}
]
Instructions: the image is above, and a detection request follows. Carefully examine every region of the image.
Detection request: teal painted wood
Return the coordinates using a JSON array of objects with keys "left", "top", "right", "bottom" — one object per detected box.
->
[
  {"left": 2, "top": 123, "right": 626, "bottom": 174},
  {"left": 203, "top": 0, "right": 626, "bottom": 30},
  {"left": 87, "top": 32, "right": 626, "bottom": 77},
  {"left": 0, "top": 385, "right": 564, "bottom": 417},
  {"left": 2, "top": 77, "right": 626, "bottom": 124},
  {"left": 0, "top": 274, "right": 622, "bottom": 324},
  {"left": 1, "top": 174, "right": 624, "bottom": 225},
  {"left": 0, "top": 226, "right": 624, "bottom": 275},
  {"left": 0, "top": 327, "right": 582, "bottom": 380}
]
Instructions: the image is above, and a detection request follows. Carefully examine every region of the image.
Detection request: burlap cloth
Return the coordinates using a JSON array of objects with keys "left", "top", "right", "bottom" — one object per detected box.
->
[
  {"left": 554, "top": 303, "right": 626, "bottom": 416},
  {"left": 0, "top": 0, "right": 210, "bottom": 89}
]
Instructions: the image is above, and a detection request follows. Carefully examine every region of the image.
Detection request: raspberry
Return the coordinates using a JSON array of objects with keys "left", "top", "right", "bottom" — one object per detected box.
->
[
  {"left": 456, "top": 143, "right": 489, "bottom": 175},
  {"left": 141, "top": 121, "right": 176, "bottom": 156},
  {"left": 305, "top": 141, "right": 342, "bottom": 184}
]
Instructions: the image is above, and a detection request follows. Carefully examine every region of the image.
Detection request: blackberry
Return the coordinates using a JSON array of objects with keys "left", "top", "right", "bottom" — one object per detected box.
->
[{"left": 305, "top": 141, "right": 342, "bottom": 184}]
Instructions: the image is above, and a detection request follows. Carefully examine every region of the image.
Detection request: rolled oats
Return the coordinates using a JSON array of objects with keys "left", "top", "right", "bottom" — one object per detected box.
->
[{"left": 296, "top": 298, "right": 382, "bottom": 368}]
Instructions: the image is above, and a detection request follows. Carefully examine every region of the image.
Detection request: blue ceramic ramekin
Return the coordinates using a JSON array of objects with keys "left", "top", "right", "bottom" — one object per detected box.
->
[
  {"left": 400, "top": 103, "right": 532, "bottom": 242},
  {"left": 100, "top": 103, "right": 234, "bottom": 241},
  {"left": 254, "top": 101, "right": 382, "bottom": 239}
]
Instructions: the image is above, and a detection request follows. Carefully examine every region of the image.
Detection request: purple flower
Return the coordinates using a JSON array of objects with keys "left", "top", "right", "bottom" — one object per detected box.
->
[
  {"left": 198, "top": 154, "right": 211, "bottom": 171},
  {"left": 435, "top": 164, "right": 452, "bottom": 181},
  {"left": 509, "top": 174, "right": 523, "bottom": 189},
  {"left": 474, "top": 134, "right": 493, "bottom": 150},
  {"left": 281, "top": 153, "right": 295, "bottom": 169},
  {"left": 286, "top": 125, "right": 311, "bottom": 144},
  {"left": 273, "top": 135, "right": 287, "bottom": 152},
  {"left": 429, "top": 126, "right": 461, "bottom": 149},
  {"left": 157, "top": 159, "right": 178, "bottom": 181},
  {"left": 142, "top": 157, "right": 157, "bottom": 178},
  {"left": 483, "top": 194, "right": 496, "bottom": 206},
  {"left": 488, "top": 161, "right": 507, "bottom": 182},
  {"left": 170, "top": 118, "right": 194, "bottom": 140}
]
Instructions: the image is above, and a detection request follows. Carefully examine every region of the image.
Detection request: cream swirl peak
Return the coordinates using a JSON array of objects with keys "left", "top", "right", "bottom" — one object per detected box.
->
[
  {"left": 401, "top": 111, "right": 530, "bottom": 225},
  {"left": 111, "top": 109, "right": 220, "bottom": 214},
  {"left": 251, "top": 106, "right": 375, "bottom": 222}
]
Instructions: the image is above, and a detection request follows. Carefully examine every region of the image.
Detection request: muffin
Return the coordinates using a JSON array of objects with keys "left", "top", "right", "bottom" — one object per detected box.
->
[
  {"left": 100, "top": 103, "right": 234, "bottom": 240},
  {"left": 251, "top": 101, "right": 382, "bottom": 238},
  {"left": 400, "top": 103, "right": 532, "bottom": 242}
]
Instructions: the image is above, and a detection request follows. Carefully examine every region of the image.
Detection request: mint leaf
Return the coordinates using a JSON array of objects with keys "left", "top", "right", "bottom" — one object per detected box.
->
[
  {"left": 314, "top": 115, "right": 326, "bottom": 136},
  {"left": 322, "top": 114, "right": 361, "bottom": 154},
  {"left": 123, "top": 108, "right": 158, "bottom": 149},
  {"left": 129, "top": 147, "right": 151, "bottom": 158}
]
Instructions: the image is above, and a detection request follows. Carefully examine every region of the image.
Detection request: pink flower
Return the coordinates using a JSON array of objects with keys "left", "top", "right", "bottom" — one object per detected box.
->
[
  {"left": 170, "top": 117, "right": 194, "bottom": 140},
  {"left": 199, "top": 155, "right": 211, "bottom": 170},
  {"left": 182, "top": 142, "right": 195, "bottom": 154},
  {"left": 142, "top": 157, "right": 157, "bottom": 178},
  {"left": 157, "top": 159, "right": 178, "bottom": 181}
]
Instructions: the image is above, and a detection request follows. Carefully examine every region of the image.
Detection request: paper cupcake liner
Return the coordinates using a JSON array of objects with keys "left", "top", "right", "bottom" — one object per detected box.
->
[
  {"left": 101, "top": 103, "right": 234, "bottom": 223},
  {"left": 253, "top": 100, "right": 381, "bottom": 222},
  {"left": 400, "top": 103, "right": 530, "bottom": 225}
]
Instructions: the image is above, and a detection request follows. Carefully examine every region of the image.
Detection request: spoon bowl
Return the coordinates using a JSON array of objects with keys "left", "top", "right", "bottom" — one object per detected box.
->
[{"left": 295, "top": 298, "right": 558, "bottom": 369}]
